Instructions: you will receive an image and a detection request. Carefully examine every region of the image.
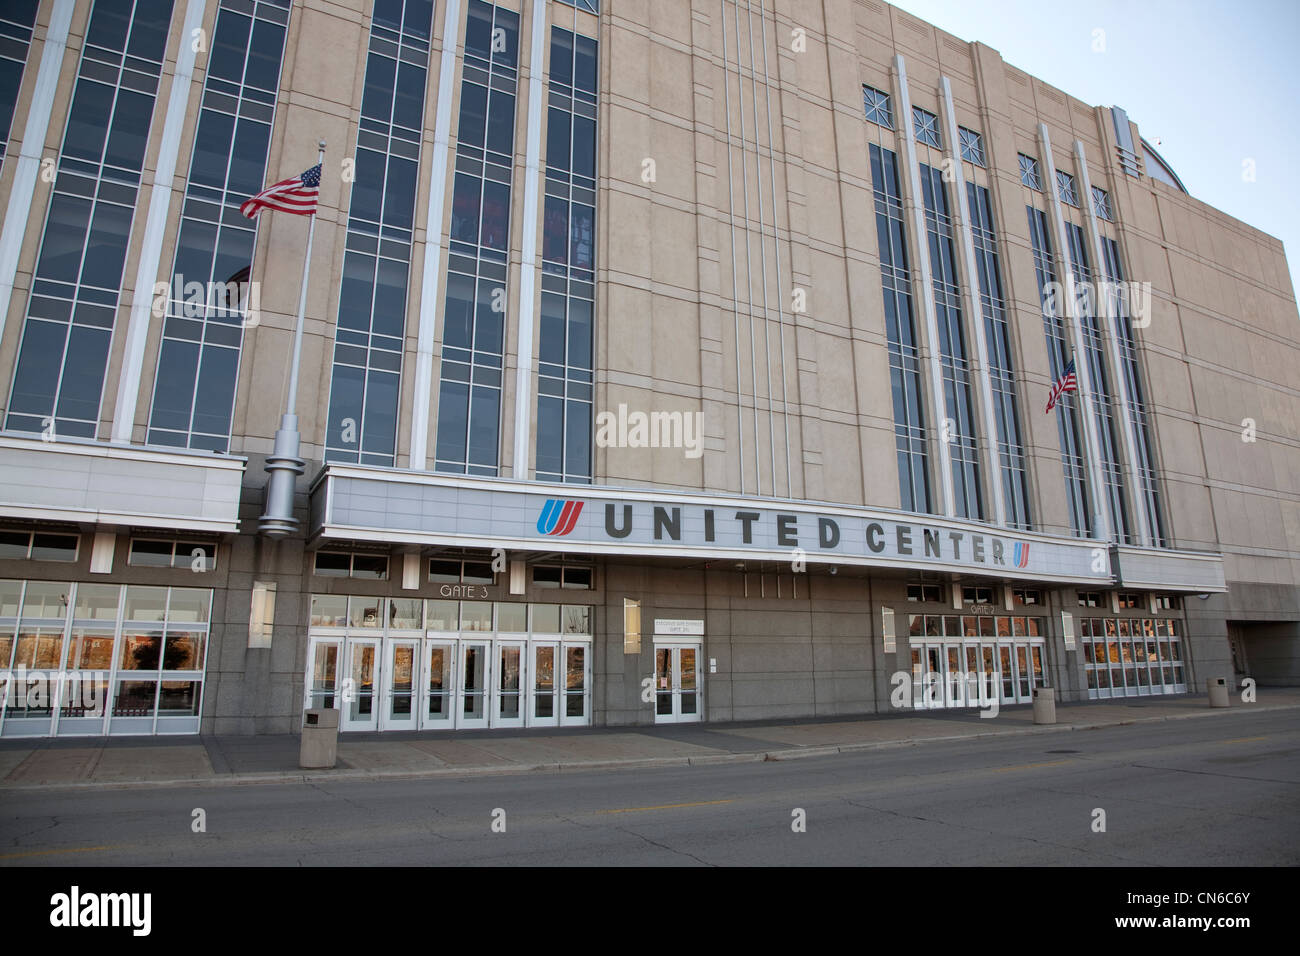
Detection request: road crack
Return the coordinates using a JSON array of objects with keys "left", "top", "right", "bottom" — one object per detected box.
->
[{"left": 612, "top": 824, "right": 716, "bottom": 866}]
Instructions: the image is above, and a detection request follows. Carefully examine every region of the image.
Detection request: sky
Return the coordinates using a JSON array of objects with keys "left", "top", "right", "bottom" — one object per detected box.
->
[{"left": 888, "top": 0, "right": 1300, "bottom": 293}]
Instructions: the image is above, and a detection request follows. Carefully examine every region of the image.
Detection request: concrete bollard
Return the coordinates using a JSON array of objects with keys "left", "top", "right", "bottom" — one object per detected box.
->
[
  {"left": 1032, "top": 686, "right": 1056, "bottom": 724},
  {"left": 299, "top": 707, "right": 340, "bottom": 769},
  {"left": 1206, "top": 677, "right": 1230, "bottom": 708}
]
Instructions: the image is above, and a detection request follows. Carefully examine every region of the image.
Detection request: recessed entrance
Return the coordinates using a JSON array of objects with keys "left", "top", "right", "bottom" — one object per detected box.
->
[
  {"left": 653, "top": 641, "right": 701, "bottom": 723},
  {"left": 304, "top": 596, "right": 592, "bottom": 731},
  {"left": 908, "top": 612, "right": 1047, "bottom": 708}
]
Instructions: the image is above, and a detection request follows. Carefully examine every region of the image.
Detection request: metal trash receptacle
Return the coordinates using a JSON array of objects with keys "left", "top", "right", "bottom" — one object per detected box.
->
[
  {"left": 300, "top": 707, "right": 340, "bottom": 769},
  {"left": 1207, "top": 677, "right": 1230, "bottom": 708},
  {"left": 1032, "top": 686, "right": 1056, "bottom": 724}
]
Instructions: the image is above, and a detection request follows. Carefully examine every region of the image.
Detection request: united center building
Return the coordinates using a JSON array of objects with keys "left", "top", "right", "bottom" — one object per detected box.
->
[{"left": 0, "top": 0, "right": 1295, "bottom": 737}]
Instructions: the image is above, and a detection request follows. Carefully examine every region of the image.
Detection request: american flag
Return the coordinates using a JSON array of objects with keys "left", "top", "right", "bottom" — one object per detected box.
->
[
  {"left": 1045, "top": 358, "right": 1078, "bottom": 413},
  {"left": 240, "top": 164, "right": 321, "bottom": 218}
]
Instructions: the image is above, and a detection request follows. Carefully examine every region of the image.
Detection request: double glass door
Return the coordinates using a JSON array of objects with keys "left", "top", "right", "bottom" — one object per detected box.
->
[
  {"left": 910, "top": 640, "right": 1045, "bottom": 708},
  {"left": 307, "top": 636, "right": 382, "bottom": 731},
  {"left": 305, "top": 635, "right": 590, "bottom": 731},
  {"left": 654, "top": 642, "right": 701, "bottom": 723},
  {"left": 528, "top": 642, "right": 589, "bottom": 727}
]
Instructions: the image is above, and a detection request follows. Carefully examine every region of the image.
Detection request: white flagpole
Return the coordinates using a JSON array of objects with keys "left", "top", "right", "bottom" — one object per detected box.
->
[{"left": 259, "top": 141, "right": 325, "bottom": 537}]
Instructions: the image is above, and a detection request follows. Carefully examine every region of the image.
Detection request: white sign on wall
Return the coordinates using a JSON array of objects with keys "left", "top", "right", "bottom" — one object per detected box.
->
[{"left": 654, "top": 619, "right": 704, "bottom": 636}]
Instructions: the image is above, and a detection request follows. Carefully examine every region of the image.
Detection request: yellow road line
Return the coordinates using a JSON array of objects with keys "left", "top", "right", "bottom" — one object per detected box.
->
[
  {"left": 598, "top": 799, "right": 735, "bottom": 815},
  {"left": 1222, "top": 736, "right": 1267, "bottom": 744},
  {"left": 0, "top": 845, "right": 118, "bottom": 861}
]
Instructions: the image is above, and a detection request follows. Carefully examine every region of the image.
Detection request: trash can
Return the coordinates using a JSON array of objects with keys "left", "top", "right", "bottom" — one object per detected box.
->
[
  {"left": 299, "top": 707, "right": 339, "bottom": 769},
  {"left": 1206, "top": 677, "right": 1230, "bottom": 709},
  {"left": 1032, "top": 686, "right": 1056, "bottom": 724}
]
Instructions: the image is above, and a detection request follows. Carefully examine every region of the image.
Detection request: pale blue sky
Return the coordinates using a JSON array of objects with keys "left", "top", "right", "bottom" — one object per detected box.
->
[{"left": 889, "top": 0, "right": 1300, "bottom": 293}]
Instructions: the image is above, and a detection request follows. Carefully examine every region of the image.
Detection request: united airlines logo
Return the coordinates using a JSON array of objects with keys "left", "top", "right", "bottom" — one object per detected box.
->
[
  {"left": 1012, "top": 541, "right": 1031, "bottom": 569},
  {"left": 537, "top": 499, "right": 584, "bottom": 536}
]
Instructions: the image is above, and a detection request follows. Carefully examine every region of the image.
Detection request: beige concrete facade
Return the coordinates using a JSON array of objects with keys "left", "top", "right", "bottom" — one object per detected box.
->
[{"left": 0, "top": 0, "right": 1294, "bottom": 734}]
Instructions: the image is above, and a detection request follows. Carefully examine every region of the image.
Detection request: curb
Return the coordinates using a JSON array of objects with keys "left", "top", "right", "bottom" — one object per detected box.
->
[{"left": 0, "top": 701, "right": 1293, "bottom": 793}]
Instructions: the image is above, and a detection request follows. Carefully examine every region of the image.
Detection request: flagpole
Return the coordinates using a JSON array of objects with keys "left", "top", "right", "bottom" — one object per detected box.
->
[{"left": 259, "top": 141, "right": 325, "bottom": 537}]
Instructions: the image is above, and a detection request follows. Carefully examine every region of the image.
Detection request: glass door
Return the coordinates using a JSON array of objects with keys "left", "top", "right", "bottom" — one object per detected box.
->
[
  {"left": 676, "top": 645, "right": 697, "bottom": 722},
  {"left": 560, "top": 643, "right": 590, "bottom": 726},
  {"left": 964, "top": 645, "right": 981, "bottom": 708},
  {"left": 925, "top": 645, "right": 944, "bottom": 709},
  {"left": 910, "top": 646, "right": 924, "bottom": 710},
  {"left": 530, "top": 642, "right": 559, "bottom": 727},
  {"left": 459, "top": 640, "right": 490, "bottom": 729},
  {"left": 945, "top": 645, "right": 963, "bottom": 707},
  {"left": 998, "top": 643, "right": 1015, "bottom": 704},
  {"left": 1015, "top": 644, "right": 1031, "bottom": 702},
  {"left": 305, "top": 638, "right": 342, "bottom": 712},
  {"left": 1030, "top": 644, "right": 1046, "bottom": 694},
  {"left": 653, "top": 643, "right": 702, "bottom": 723},
  {"left": 494, "top": 640, "right": 525, "bottom": 728},
  {"left": 341, "top": 637, "right": 379, "bottom": 732},
  {"left": 980, "top": 644, "right": 998, "bottom": 706},
  {"left": 421, "top": 639, "right": 455, "bottom": 729},
  {"left": 655, "top": 646, "right": 674, "bottom": 719},
  {"left": 380, "top": 639, "right": 418, "bottom": 731}
]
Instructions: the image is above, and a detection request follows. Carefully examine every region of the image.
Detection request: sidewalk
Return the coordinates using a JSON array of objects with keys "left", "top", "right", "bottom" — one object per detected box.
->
[{"left": 1, "top": 690, "right": 1296, "bottom": 791}]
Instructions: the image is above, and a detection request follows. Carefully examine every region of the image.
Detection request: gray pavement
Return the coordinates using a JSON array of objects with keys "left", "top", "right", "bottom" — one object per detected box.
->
[
  {"left": 1, "top": 706, "right": 1295, "bottom": 866},
  {"left": 0, "top": 689, "right": 1295, "bottom": 791}
]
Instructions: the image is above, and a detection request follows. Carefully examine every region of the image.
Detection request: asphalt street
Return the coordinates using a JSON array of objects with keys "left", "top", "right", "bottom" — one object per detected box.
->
[{"left": 1, "top": 708, "right": 1295, "bottom": 866}]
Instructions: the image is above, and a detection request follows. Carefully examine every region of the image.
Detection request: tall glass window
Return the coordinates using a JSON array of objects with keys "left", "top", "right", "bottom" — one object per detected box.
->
[
  {"left": 1101, "top": 235, "right": 1166, "bottom": 546},
  {"left": 434, "top": 0, "right": 519, "bottom": 475},
  {"left": 5, "top": 0, "right": 176, "bottom": 439},
  {"left": 968, "top": 183, "right": 1031, "bottom": 529},
  {"left": 1028, "top": 207, "right": 1090, "bottom": 536},
  {"left": 323, "top": 0, "right": 434, "bottom": 465},
  {"left": 146, "top": 0, "right": 291, "bottom": 452},
  {"left": 1066, "top": 221, "right": 1131, "bottom": 543},
  {"left": 920, "top": 163, "right": 982, "bottom": 520},
  {"left": 0, "top": 0, "right": 39, "bottom": 168},
  {"left": 870, "top": 144, "right": 931, "bottom": 514},
  {"left": 536, "top": 25, "right": 596, "bottom": 483}
]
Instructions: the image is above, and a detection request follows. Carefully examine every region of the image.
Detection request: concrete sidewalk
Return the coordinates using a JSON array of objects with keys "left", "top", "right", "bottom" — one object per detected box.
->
[{"left": 1, "top": 690, "right": 1296, "bottom": 791}]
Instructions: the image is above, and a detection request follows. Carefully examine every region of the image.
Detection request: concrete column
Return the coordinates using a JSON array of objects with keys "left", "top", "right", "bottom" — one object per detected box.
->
[{"left": 510, "top": 0, "right": 548, "bottom": 479}]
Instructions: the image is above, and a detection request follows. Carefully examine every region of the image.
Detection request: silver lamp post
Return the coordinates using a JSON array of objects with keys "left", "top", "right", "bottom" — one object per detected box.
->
[{"left": 259, "top": 140, "right": 325, "bottom": 537}]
